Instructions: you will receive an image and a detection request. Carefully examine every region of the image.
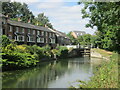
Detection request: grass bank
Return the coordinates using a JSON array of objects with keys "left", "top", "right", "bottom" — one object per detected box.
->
[
  {"left": 71, "top": 49, "right": 119, "bottom": 88},
  {"left": 92, "top": 48, "right": 113, "bottom": 57}
]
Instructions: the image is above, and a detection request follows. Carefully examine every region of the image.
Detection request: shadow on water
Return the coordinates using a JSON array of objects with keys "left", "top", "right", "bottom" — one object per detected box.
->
[{"left": 2, "top": 57, "right": 103, "bottom": 88}]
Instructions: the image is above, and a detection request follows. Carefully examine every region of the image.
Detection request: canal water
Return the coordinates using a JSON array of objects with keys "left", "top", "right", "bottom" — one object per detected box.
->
[{"left": 2, "top": 57, "right": 103, "bottom": 88}]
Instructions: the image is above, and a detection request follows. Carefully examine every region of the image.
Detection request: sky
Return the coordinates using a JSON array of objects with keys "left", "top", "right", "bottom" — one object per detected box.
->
[{"left": 11, "top": 0, "right": 96, "bottom": 35}]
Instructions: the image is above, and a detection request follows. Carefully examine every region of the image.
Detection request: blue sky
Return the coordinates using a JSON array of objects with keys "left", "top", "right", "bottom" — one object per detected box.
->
[{"left": 11, "top": 0, "right": 96, "bottom": 34}]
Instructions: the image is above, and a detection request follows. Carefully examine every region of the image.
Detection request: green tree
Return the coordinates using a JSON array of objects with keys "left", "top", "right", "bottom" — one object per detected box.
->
[
  {"left": 36, "top": 13, "right": 53, "bottom": 29},
  {"left": 78, "top": 2, "right": 120, "bottom": 52},
  {"left": 1, "top": 35, "right": 11, "bottom": 48},
  {"left": 2, "top": 2, "right": 35, "bottom": 24}
]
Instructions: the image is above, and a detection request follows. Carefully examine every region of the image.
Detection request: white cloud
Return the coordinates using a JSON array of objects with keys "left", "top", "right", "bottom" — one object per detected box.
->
[
  {"left": 11, "top": 0, "right": 39, "bottom": 4},
  {"left": 37, "top": 2, "right": 64, "bottom": 9},
  {"left": 11, "top": 0, "right": 80, "bottom": 3},
  {"left": 10, "top": 0, "right": 96, "bottom": 34}
]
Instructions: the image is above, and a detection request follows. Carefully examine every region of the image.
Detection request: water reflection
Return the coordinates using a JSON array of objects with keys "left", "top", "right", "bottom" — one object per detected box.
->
[{"left": 2, "top": 57, "right": 103, "bottom": 88}]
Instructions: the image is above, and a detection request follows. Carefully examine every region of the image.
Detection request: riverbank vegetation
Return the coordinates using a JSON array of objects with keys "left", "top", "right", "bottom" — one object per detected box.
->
[
  {"left": 80, "top": 52, "right": 118, "bottom": 88},
  {"left": 1, "top": 35, "right": 69, "bottom": 71},
  {"left": 69, "top": 50, "right": 118, "bottom": 88}
]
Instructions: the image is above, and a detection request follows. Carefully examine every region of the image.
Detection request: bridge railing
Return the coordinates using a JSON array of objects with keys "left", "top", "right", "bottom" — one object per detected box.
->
[{"left": 65, "top": 45, "right": 91, "bottom": 49}]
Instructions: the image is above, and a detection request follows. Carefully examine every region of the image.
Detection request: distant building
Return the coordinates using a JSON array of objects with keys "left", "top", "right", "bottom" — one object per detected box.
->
[{"left": 71, "top": 31, "right": 86, "bottom": 38}]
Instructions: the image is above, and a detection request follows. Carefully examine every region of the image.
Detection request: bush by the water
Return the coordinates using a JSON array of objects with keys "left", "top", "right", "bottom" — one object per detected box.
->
[{"left": 1, "top": 35, "right": 70, "bottom": 70}]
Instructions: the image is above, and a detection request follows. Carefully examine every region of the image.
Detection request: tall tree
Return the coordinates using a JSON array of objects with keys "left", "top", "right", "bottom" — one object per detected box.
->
[
  {"left": 78, "top": 2, "right": 120, "bottom": 52},
  {"left": 2, "top": 2, "right": 35, "bottom": 24},
  {"left": 36, "top": 13, "right": 53, "bottom": 29}
]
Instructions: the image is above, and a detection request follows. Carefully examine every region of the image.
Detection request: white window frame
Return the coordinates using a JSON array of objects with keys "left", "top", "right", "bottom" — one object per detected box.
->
[
  {"left": 37, "top": 37, "right": 40, "bottom": 42},
  {"left": 17, "top": 35, "right": 24, "bottom": 41},
  {"left": 16, "top": 27, "right": 19, "bottom": 32},
  {"left": 10, "top": 26, "right": 12, "bottom": 32},
  {"left": 33, "top": 30, "right": 35, "bottom": 34},
  {"left": 53, "top": 39, "right": 55, "bottom": 43},
  {"left": 22, "top": 28, "right": 24, "bottom": 33},
  {"left": 41, "top": 31, "right": 44, "bottom": 36},
  {"left": 40, "top": 38, "right": 44, "bottom": 43},
  {"left": 53, "top": 33, "right": 55, "bottom": 37},
  {"left": 30, "top": 36, "right": 34, "bottom": 42},
  {"left": 45, "top": 32, "right": 47, "bottom": 36},
  {"left": 28, "top": 29, "right": 31, "bottom": 34},
  {"left": 37, "top": 31, "right": 40, "bottom": 35},
  {"left": 46, "top": 38, "right": 48, "bottom": 43},
  {"left": 15, "top": 36, "right": 17, "bottom": 41},
  {"left": 49, "top": 33, "right": 51, "bottom": 37},
  {"left": 28, "top": 36, "right": 35, "bottom": 42}
]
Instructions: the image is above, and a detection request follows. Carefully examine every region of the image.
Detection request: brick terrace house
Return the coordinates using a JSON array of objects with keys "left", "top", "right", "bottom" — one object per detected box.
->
[
  {"left": 1, "top": 14, "right": 71, "bottom": 48},
  {"left": 48, "top": 28, "right": 71, "bottom": 46},
  {"left": 1, "top": 14, "right": 56, "bottom": 48},
  {"left": 71, "top": 31, "right": 86, "bottom": 38}
]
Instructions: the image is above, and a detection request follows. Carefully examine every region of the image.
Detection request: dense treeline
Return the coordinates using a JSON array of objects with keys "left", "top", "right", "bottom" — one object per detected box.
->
[
  {"left": 2, "top": 2, "right": 53, "bottom": 29},
  {"left": 1, "top": 35, "right": 69, "bottom": 71},
  {"left": 67, "top": 32, "right": 98, "bottom": 48},
  {"left": 78, "top": 2, "right": 120, "bottom": 52},
  {"left": 67, "top": 2, "right": 120, "bottom": 52}
]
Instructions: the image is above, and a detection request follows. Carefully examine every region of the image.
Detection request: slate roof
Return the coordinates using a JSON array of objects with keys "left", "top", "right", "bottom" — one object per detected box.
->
[
  {"left": 8, "top": 20, "right": 53, "bottom": 32},
  {"left": 48, "top": 28, "right": 70, "bottom": 39},
  {"left": 73, "top": 31, "right": 86, "bottom": 36}
]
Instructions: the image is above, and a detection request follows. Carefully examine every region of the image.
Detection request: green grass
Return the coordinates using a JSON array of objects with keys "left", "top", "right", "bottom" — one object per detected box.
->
[
  {"left": 92, "top": 48, "right": 113, "bottom": 57},
  {"left": 79, "top": 53, "right": 119, "bottom": 88}
]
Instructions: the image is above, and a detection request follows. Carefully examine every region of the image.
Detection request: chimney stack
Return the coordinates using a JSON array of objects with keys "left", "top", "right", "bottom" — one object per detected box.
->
[
  {"left": 18, "top": 17, "right": 21, "bottom": 21},
  {"left": 28, "top": 19, "right": 30, "bottom": 23}
]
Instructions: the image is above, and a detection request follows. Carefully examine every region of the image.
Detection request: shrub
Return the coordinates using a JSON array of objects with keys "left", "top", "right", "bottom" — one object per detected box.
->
[
  {"left": 1, "top": 35, "right": 11, "bottom": 48},
  {"left": 42, "top": 45, "right": 51, "bottom": 58},
  {"left": 2, "top": 52, "right": 38, "bottom": 68},
  {"left": 56, "top": 46, "right": 69, "bottom": 58}
]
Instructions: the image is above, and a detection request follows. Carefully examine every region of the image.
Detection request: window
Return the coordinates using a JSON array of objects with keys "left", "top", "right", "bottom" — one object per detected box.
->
[
  {"left": 33, "top": 30, "right": 35, "bottom": 34},
  {"left": 45, "top": 32, "right": 48, "bottom": 36},
  {"left": 28, "top": 36, "right": 34, "bottom": 42},
  {"left": 22, "top": 28, "right": 24, "bottom": 33},
  {"left": 2, "top": 18, "right": 6, "bottom": 24},
  {"left": 16, "top": 27, "right": 19, "bottom": 32},
  {"left": 17, "top": 35, "right": 24, "bottom": 41},
  {"left": 30, "top": 36, "right": 34, "bottom": 42},
  {"left": 37, "top": 37, "right": 40, "bottom": 42},
  {"left": 53, "top": 39, "right": 55, "bottom": 43},
  {"left": 50, "top": 38, "right": 55, "bottom": 43},
  {"left": 46, "top": 38, "right": 48, "bottom": 43},
  {"left": 10, "top": 26, "right": 12, "bottom": 32},
  {"left": 8, "top": 35, "right": 12, "bottom": 39},
  {"left": 40, "top": 38, "right": 44, "bottom": 43},
  {"left": 15, "top": 36, "right": 17, "bottom": 41},
  {"left": 37, "top": 31, "right": 40, "bottom": 35},
  {"left": 53, "top": 34, "right": 55, "bottom": 37},
  {"left": 41, "top": 31, "right": 44, "bottom": 36},
  {"left": 28, "top": 29, "right": 30, "bottom": 34},
  {"left": 49, "top": 33, "right": 51, "bottom": 37}
]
